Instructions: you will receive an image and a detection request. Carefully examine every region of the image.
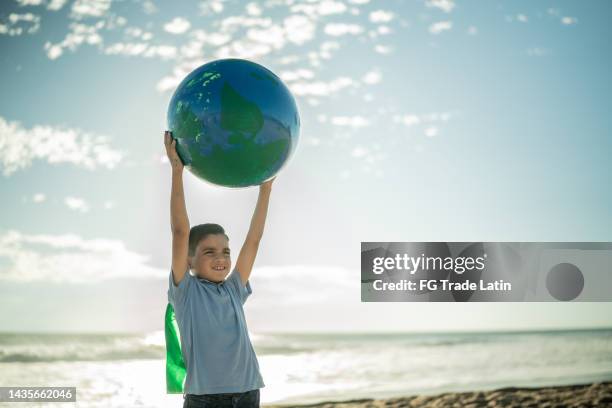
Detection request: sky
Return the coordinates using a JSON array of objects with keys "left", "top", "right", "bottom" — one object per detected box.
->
[{"left": 0, "top": 0, "right": 611, "bottom": 333}]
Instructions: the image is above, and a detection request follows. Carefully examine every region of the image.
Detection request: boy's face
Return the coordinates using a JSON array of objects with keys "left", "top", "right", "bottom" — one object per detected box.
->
[{"left": 189, "top": 234, "right": 231, "bottom": 283}]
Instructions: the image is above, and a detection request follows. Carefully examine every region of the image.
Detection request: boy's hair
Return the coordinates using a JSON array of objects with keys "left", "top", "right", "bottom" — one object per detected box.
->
[{"left": 188, "top": 223, "right": 229, "bottom": 256}]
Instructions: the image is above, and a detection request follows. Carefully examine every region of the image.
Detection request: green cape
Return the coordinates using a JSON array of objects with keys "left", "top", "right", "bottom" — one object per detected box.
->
[{"left": 164, "top": 303, "right": 186, "bottom": 393}]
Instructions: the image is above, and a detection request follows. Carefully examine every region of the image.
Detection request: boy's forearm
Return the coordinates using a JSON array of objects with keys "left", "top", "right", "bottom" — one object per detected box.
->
[
  {"left": 245, "top": 187, "right": 271, "bottom": 243},
  {"left": 170, "top": 169, "right": 189, "bottom": 232}
]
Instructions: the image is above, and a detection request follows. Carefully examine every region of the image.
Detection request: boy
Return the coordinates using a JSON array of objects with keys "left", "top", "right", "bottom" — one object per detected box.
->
[{"left": 164, "top": 130, "right": 271, "bottom": 408}]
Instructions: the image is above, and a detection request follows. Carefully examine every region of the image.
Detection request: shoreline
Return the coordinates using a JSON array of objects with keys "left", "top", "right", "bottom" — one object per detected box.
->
[{"left": 266, "top": 381, "right": 612, "bottom": 407}]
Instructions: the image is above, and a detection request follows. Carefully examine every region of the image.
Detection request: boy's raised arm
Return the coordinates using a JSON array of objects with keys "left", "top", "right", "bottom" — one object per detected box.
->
[
  {"left": 235, "top": 178, "right": 274, "bottom": 286},
  {"left": 165, "top": 131, "right": 189, "bottom": 286}
]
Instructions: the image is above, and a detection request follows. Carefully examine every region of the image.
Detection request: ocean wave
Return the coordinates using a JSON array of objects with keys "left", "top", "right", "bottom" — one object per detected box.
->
[
  {"left": 0, "top": 332, "right": 165, "bottom": 363},
  {"left": 251, "top": 333, "right": 500, "bottom": 355}
]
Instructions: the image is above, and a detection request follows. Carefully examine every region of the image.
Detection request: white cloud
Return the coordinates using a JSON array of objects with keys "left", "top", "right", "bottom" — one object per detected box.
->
[
  {"left": 307, "top": 41, "right": 341, "bottom": 67},
  {"left": 104, "top": 42, "right": 177, "bottom": 59},
  {"left": 284, "top": 14, "right": 316, "bottom": 45},
  {"left": 0, "top": 230, "right": 166, "bottom": 283},
  {"left": 43, "top": 21, "right": 105, "bottom": 60},
  {"left": 215, "top": 39, "right": 272, "bottom": 59},
  {"left": 467, "top": 25, "right": 478, "bottom": 35},
  {"left": 103, "top": 200, "right": 115, "bottom": 210},
  {"left": 362, "top": 70, "right": 381, "bottom": 84},
  {"left": 47, "top": 0, "right": 67, "bottom": 10},
  {"left": 247, "top": 24, "right": 286, "bottom": 49},
  {"left": 141, "top": 0, "right": 157, "bottom": 14},
  {"left": 248, "top": 265, "right": 357, "bottom": 308},
  {"left": 351, "top": 146, "right": 368, "bottom": 158},
  {"left": 317, "top": 0, "right": 346, "bottom": 15},
  {"left": 221, "top": 15, "right": 315, "bottom": 54},
  {"left": 209, "top": 14, "right": 322, "bottom": 60},
  {"left": 374, "top": 44, "right": 393, "bottom": 54},
  {"left": 425, "top": 0, "right": 455, "bottom": 13},
  {"left": 207, "top": 33, "right": 232, "bottom": 47},
  {"left": 517, "top": 14, "right": 528, "bottom": 23},
  {"left": 144, "top": 44, "right": 177, "bottom": 59},
  {"left": 125, "top": 27, "right": 144, "bottom": 38},
  {"left": 424, "top": 126, "right": 438, "bottom": 137},
  {"left": 291, "top": 1, "right": 347, "bottom": 18},
  {"left": 429, "top": 20, "right": 452, "bottom": 34},
  {"left": 369, "top": 10, "right": 394, "bottom": 23},
  {"left": 104, "top": 42, "right": 147, "bottom": 56},
  {"left": 394, "top": 114, "right": 421, "bottom": 126},
  {"left": 33, "top": 193, "right": 46, "bottom": 203},
  {"left": 424, "top": 112, "right": 451, "bottom": 122},
  {"left": 220, "top": 15, "right": 271, "bottom": 31},
  {"left": 0, "top": 13, "right": 40, "bottom": 36},
  {"left": 45, "top": 43, "right": 63, "bottom": 59},
  {"left": 393, "top": 112, "right": 452, "bottom": 128},
  {"left": 199, "top": 0, "right": 224, "bottom": 15},
  {"left": 349, "top": 144, "right": 386, "bottom": 167},
  {"left": 331, "top": 116, "right": 370, "bottom": 128},
  {"left": 318, "top": 40, "right": 339, "bottom": 58},
  {"left": 64, "top": 196, "right": 90, "bottom": 213},
  {"left": 177, "top": 29, "right": 230, "bottom": 60},
  {"left": 15, "top": 0, "right": 65, "bottom": 9},
  {"left": 16, "top": 0, "right": 43, "bottom": 6},
  {"left": 212, "top": 14, "right": 315, "bottom": 61},
  {"left": 278, "top": 56, "right": 299, "bottom": 67},
  {"left": 164, "top": 17, "right": 191, "bottom": 34},
  {"left": 324, "top": 23, "right": 363, "bottom": 36},
  {"left": 561, "top": 16, "right": 578, "bottom": 25},
  {"left": 377, "top": 25, "right": 391, "bottom": 35},
  {"left": 0, "top": 116, "right": 123, "bottom": 176},
  {"left": 245, "top": 2, "right": 262, "bottom": 16},
  {"left": 280, "top": 69, "right": 314, "bottom": 82},
  {"left": 289, "top": 76, "right": 354, "bottom": 96},
  {"left": 156, "top": 60, "right": 206, "bottom": 92},
  {"left": 70, "top": 0, "right": 111, "bottom": 19}
]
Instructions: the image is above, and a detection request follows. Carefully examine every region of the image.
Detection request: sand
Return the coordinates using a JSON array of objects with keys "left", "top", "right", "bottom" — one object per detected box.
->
[{"left": 266, "top": 381, "right": 612, "bottom": 408}]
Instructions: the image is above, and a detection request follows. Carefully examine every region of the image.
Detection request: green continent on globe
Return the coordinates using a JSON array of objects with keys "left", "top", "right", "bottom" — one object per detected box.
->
[
  {"left": 220, "top": 82, "right": 264, "bottom": 137},
  {"left": 189, "top": 136, "right": 288, "bottom": 187}
]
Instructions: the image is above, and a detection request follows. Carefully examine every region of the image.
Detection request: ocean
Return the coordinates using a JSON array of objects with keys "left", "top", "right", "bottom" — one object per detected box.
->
[{"left": 1, "top": 329, "right": 611, "bottom": 407}]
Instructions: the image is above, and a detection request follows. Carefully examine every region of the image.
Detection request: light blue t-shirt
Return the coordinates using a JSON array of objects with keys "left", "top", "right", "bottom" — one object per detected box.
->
[{"left": 168, "top": 267, "right": 265, "bottom": 394}]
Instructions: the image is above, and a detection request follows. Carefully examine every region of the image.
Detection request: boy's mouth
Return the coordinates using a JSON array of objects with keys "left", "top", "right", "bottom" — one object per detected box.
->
[{"left": 212, "top": 266, "right": 226, "bottom": 271}]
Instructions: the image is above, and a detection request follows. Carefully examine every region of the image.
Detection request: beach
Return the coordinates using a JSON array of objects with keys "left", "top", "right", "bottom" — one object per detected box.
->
[{"left": 267, "top": 381, "right": 612, "bottom": 408}]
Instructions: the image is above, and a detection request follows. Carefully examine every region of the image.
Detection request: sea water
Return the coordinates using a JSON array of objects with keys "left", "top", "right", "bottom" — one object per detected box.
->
[{"left": 1, "top": 329, "right": 611, "bottom": 407}]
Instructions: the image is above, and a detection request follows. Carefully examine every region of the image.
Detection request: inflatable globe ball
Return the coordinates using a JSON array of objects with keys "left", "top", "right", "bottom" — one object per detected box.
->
[{"left": 167, "top": 58, "right": 300, "bottom": 188}]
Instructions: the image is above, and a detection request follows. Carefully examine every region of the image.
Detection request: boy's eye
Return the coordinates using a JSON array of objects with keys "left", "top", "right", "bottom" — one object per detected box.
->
[{"left": 201, "top": 249, "right": 230, "bottom": 255}]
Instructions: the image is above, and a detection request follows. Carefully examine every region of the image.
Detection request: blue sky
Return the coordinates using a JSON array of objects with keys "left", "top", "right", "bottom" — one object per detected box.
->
[{"left": 0, "top": 0, "right": 611, "bottom": 333}]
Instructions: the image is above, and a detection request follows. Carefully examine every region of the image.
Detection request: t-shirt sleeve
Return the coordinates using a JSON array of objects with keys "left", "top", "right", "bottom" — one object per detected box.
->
[
  {"left": 168, "top": 268, "right": 192, "bottom": 309},
  {"left": 226, "top": 268, "right": 252, "bottom": 305}
]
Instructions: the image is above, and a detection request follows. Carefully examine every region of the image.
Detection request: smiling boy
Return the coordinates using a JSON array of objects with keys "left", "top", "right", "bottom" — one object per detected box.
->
[{"left": 164, "top": 130, "right": 271, "bottom": 407}]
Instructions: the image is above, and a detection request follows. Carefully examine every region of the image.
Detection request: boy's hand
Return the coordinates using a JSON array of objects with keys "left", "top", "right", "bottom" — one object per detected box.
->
[
  {"left": 260, "top": 177, "right": 275, "bottom": 192},
  {"left": 164, "top": 130, "right": 183, "bottom": 172}
]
